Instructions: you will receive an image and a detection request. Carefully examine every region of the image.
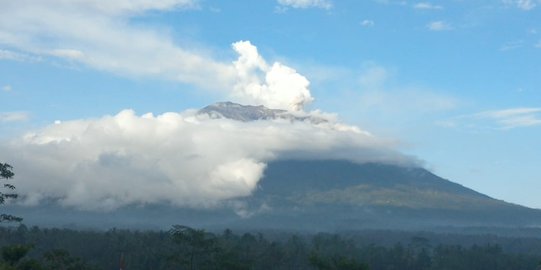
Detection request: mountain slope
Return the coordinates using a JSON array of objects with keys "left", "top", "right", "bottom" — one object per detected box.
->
[{"left": 236, "top": 160, "right": 541, "bottom": 230}]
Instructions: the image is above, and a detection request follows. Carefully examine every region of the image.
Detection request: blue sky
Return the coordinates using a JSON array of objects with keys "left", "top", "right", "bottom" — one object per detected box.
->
[{"left": 1, "top": 0, "right": 541, "bottom": 209}]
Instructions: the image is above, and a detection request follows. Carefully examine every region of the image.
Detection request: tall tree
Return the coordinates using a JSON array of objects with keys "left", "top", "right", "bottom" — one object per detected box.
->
[
  {"left": 169, "top": 225, "right": 218, "bottom": 270},
  {"left": 1, "top": 163, "right": 22, "bottom": 222}
]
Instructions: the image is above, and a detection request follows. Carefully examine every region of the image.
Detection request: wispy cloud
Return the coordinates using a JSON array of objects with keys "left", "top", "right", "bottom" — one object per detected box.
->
[
  {"left": 414, "top": 2, "right": 443, "bottom": 10},
  {"left": 373, "top": 0, "right": 408, "bottom": 6},
  {"left": 0, "top": 111, "right": 30, "bottom": 122},
  {"left": 427, "top": 21, "right": 453, "bottom": 31},
  {"left": 500, "top": 40, "right": 524, "bottom": 51},
  {"left": 474, "top": 108, "right": 541, "bottom": 129},
  {"left": 358, "top": 65, "right": 458, "bottom": 113},
  {"left": 441, "top": 108, "right": 541, "bottom": 130},
  {"left": 0, "top": 0, "right": 234, "bottom": 91},
  {"left": 503, "top": 0, "right": 537, "bottom": 10},
  {"left": 360, "top": 20, "right": 375, "bottom": 27},
  {"left": 0, "top": 49, "right": 42, "bottom": 62},
  {"left": 276, "top": 0, "right": 332, "bottom": 9},
  {"left": 359, "top": 89, "right": 457, "bottom": 114},
  {"left": 2, "top": 85, "right": 12, "bottom": 92},
  {"left": 359, "top": 65, "right": 389, "bottom": 90},
  {"left": 50, "top": 49, "right": 85, "bottom": 60}
]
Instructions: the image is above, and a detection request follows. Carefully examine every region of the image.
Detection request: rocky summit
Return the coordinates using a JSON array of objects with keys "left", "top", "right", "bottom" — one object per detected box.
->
[{"left": 198, "top": 101, "right": 327, "bottom": 124}]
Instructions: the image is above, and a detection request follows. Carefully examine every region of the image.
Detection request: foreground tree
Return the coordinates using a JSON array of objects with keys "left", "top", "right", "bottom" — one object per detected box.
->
[
  {"left": 0, "top": 245, "right": 95, "bottom": 270},
  {"left": 42, "top": 249, "right": 96, "bottom": 270},
  {"left": 169, "top": 225, "right": 218, "bottom": 270},
  {"left": 0, "top": 244, "right": 42, "bottom": 270},
  {"left": 1, "top": 163, "right": 22, "bottom": 222},
  {"left": 309, "top": 252, "right": 369, "bottom": 270}
]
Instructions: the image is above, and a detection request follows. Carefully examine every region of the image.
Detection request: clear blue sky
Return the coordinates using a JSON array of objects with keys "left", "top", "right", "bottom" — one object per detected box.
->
[{"left": 1, "top": 0, "right": 540, "bottom": 208}]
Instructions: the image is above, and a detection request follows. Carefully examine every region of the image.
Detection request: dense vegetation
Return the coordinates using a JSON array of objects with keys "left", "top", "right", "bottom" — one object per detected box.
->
[
  {"left": 1, "top": 225, "right": 541, "bottom": 270},
  {"left": 3, "top": 164, "right": 541, "bottom": 269},
  {"left": 0, "top": 163, "right": 21, "bottom": 223}
]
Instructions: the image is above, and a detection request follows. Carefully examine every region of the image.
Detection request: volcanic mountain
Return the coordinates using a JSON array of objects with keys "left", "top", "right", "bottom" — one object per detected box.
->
[
  {"left": 196, "top": 102, "right": 541, "bottom": 230},
  {"left": 10, "top": 102, "right": 541, "bottom": 231}
]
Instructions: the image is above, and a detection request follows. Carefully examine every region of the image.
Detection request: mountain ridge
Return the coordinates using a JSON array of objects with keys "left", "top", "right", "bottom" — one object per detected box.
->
[{"left": 198, "top": 101, "right": 328, "bottom": 123}]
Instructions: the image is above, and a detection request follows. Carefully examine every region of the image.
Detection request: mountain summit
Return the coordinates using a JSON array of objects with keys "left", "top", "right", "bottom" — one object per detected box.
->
[{"left": 198, "top": 101, "right": 327, "bottom": 123}]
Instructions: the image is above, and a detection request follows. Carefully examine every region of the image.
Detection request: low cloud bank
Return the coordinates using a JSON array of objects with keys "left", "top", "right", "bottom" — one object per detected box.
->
[
  {"left": 1, "top": 0, "right": 416, "bottom": 212},
  {"left": 3, "top": 109, "right": 413, "bottom": 211}
]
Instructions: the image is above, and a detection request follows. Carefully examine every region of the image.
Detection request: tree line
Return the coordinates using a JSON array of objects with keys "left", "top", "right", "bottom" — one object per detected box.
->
[
  {"left": 2, "top": 162, "right": 541, "bottom": 269},
  {"left": 1, "top": 224, "right": 540, "bottom": 270}
]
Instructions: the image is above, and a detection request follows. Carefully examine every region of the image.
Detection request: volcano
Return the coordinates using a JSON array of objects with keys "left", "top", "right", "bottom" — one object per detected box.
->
[{"left": 9, "top": 102, "right": 541, "bottom": 232}]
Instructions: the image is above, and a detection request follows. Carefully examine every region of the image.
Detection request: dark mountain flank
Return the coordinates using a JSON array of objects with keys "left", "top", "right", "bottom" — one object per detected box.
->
[{"left": 235, "top": 159, "right": 541, "bottom": 231}]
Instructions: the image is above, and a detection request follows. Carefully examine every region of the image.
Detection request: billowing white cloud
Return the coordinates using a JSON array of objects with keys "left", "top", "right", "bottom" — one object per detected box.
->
[
  {"left": 0, "top": 111, "right": 30, "bottom": 122},
  {"left": 427, "top": 21, "right": 453, "bottom": 31},
  {"left": 0, "top": 1, "right": 317, "bottom": 112},
  {"left": 277, "top": 0, "right": 332, "bottom": 9},
  {"left": 0, "top": 1, "right": 420, "bottom": 214},
  {"left": 2, "top": 109, "right": 411, "bottom": 211},
  {"left": 232, "top": 41, "right": 314, "bottom": 111},
  {"left": 414, "top": 2, "right": 443, "bottom": 10}
]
